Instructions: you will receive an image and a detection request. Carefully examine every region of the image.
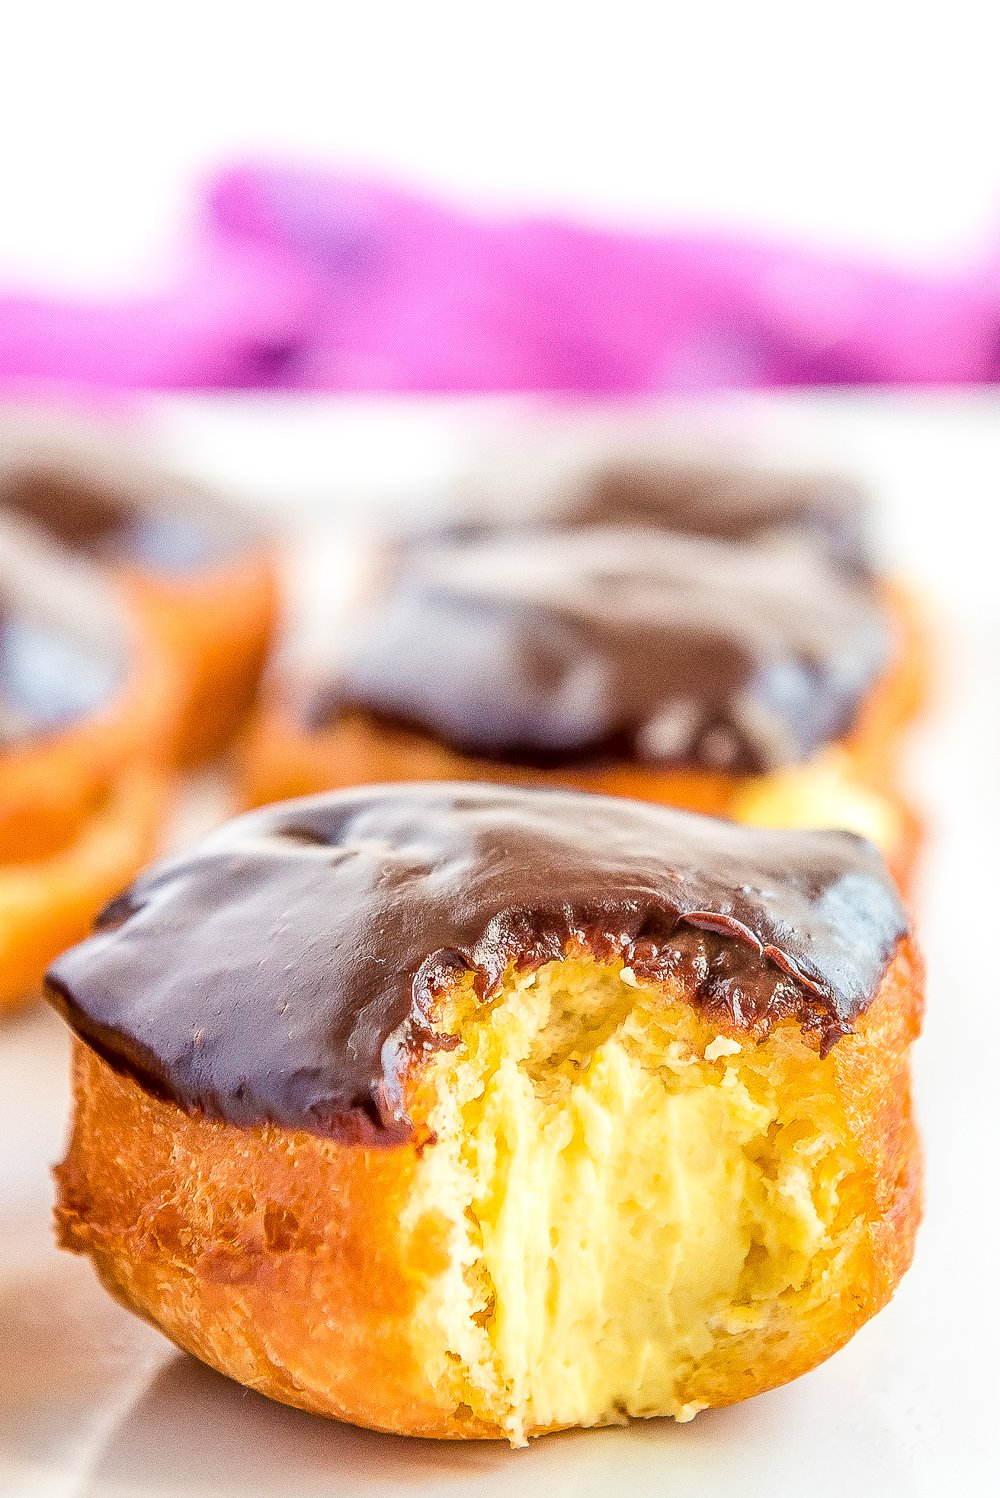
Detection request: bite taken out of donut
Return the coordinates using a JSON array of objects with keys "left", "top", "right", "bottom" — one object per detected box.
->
[{"left": 48, "top": 783, "right": 922, "bottom": 1443}]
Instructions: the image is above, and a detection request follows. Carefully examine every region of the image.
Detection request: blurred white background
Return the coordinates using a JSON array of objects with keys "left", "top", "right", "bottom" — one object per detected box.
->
[{"left": 3, "top": 0, "right": 1000, "bottom": 293}]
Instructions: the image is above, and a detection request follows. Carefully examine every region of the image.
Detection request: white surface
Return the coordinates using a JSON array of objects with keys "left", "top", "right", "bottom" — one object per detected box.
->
[
  {"left": 1, "top": 390, "right": 998, "bottom": 1496},
  {"left": 4, "top": 2, "right": 1000, "bottom": 292}
]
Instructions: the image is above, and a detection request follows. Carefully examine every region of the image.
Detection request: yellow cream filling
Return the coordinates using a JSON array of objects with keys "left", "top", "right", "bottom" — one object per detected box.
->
[
  {"left": 732, "top": 748, "right": 901, "bottom": 852},
  {"left": 402, "top": 957, "right": 863, "bottom": 1444}
]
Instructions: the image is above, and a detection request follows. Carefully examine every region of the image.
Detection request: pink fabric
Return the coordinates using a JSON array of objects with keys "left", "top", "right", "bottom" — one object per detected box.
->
[{"left": 1, "top": 163, "right": 999, "bottom": 391}]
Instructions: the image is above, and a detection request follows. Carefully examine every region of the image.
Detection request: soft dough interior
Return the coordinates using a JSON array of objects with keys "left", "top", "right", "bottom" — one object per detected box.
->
[{"left": 402, "top": 956, "right": 869, "bottom": 1444}]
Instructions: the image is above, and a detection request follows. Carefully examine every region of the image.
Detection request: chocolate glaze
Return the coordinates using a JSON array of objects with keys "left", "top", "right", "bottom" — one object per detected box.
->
[
  {"left": 428, "top": 459, "right": 875, "bottom": 577},
  {"left": 556, "top": 462, "right": 874, "bottom": 576},
  {"left": 1, "top": 459, "right": 251, "bottom": 574},
  {"left": 46, "top": 783, "right": 908, "bottom": 1143},
  {"left": 311, "top": 527, "right": 892, "bottom": 774},
  {"left": 0, "top": 517, "right": 128, "bottom": 748}
]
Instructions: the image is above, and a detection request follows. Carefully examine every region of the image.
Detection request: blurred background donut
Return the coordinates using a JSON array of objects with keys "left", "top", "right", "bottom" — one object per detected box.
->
[
  {"left": 0, "top": 413, "right": 280, "bottom": 765},
  {"left": 0, "top": 514, "right": 178, "bottom": 1012},
  {"left": 243, "top": 453, "right": 926, "bottom": 892}
]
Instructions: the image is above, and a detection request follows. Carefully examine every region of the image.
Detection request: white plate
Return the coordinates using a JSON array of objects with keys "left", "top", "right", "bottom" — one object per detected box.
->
[{"left": 2, "top": 391, "right": 998, "bottom": 1497}]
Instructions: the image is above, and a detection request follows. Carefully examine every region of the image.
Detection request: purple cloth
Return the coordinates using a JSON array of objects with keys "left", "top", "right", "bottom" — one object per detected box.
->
[{"left": 2, "top": 163, "right": 999, "bottom": 391}]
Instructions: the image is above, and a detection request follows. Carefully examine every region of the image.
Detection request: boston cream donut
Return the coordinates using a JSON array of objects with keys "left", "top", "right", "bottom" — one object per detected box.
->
[
  {"left": 433, "top": 451, "right": 928, "bottom": 765},
  {"left": 48, "top": 783, "right": 922, "bottom": 1443},
  {"left": 0, "top": 517, "right": 176, "bottom": 1012},
  {"left": 243, "top": 525, "right": 921, "bottom": 889},
  {"left": 0, "top": 436, "right": 278, "bottom": 764}
]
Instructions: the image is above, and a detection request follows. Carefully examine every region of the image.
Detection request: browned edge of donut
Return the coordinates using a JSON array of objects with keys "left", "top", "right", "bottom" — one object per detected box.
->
[
  {"left": 124, "top": 549, "right": 280, "bottom": 767},
  {"left": 0, "top": 596, "right": 181, "bottom": 1013}
]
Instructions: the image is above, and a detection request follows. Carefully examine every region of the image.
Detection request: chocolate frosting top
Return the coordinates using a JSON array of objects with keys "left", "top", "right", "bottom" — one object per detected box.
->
[
  {"left": 311, "top": 527, "right": 892, "bottom": 774},
  {"left": 553, "top": 461, "right": 874, "bottom": 576},
  {"left": 434, "top": 457, "right": 875, "bottom": 577},
  {"left": 0, "top": 516, "right": 128, "bottom": 748},
  {"left": 0, "top": 452, "right": 254, "bottom": 574},
  {"left": 46, "top": 783, "right": 908, "bottom": 1143}
]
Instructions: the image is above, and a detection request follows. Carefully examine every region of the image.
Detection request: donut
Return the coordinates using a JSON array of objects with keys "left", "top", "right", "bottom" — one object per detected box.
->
[
  {"left": 47, "top": 783, "right": 922, "bottom": 1443},
  {"left": 0, "top": 516, "right": 177, "bottom": 1013},
  {"left": 0, "top": 435, "right": 278, "bottom": 764},
  {"left": 242, "top": 525, "right": 924, "bottom": 890}
]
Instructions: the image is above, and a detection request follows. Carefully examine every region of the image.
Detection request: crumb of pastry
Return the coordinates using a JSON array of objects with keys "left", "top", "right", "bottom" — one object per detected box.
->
[
  {"left": 402, "top": 956, "right": 868, "bottom": 1445},
  {"left": 704, "top": 1035, "right": 742, "bottom": 1061}
]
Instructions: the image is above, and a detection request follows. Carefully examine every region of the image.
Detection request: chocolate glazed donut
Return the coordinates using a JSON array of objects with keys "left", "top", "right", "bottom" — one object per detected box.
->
[
  {"left": 0, "top": 515, "right": 178, "bottom": 1012},
  {"left": 49, "top": 784, "right": 922, "bottom": 1443},
  {"left": 0, "top": 437, "right": 278, "bottom": 764},
  {"left": 243, "top": 523, "right": 925, "bottom": 890}
]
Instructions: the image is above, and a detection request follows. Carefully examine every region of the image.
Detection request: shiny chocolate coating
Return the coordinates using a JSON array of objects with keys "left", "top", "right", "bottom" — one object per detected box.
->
[
  {"left": 0, "top": 517, "right": 128, "bottom": 747},
  {"left": 554, "top": 462, "right": 874, "bottom": 575},
  {"left": 432, "top": 459, "right": 875, "bottom": 577},
  {"left": 311, "top": 527, "right": 892, "bottom": 774},
  {"left": 46, "top": 783, "right": 908, "bottom": 1143},
  {"left": 1, "top": 461, "right": 249, "bottom": 574}
]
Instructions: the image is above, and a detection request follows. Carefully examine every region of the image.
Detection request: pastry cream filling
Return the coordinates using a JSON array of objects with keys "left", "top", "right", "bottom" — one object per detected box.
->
[
  {"left": 403, "top": 957, "right": 864, "bottom": 1444},
  {"left": 732, "top": 747, "right": 902, "bottom": 852}
]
